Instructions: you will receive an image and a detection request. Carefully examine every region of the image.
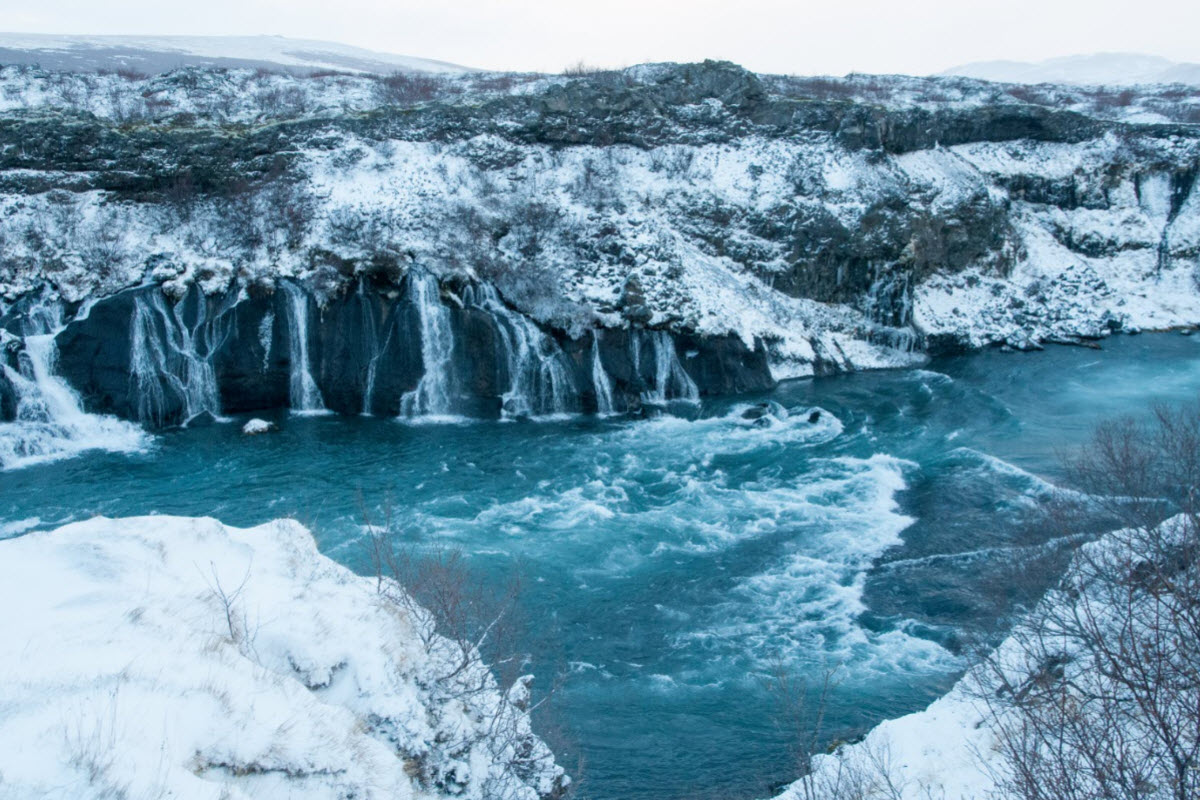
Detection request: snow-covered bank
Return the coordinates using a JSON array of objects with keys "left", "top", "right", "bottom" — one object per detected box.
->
[
  {"left": 0, "top": 516, "right": 565, "bottom": 800},
  {"left": 772, "top": 513, "right": 1199, "bottom": 800}
]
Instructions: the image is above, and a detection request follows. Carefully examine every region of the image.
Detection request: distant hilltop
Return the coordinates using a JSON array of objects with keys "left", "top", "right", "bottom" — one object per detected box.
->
[
  {"left": 0, "top": 33, "right": 475, "bottom": 75},
  {"left": 942, "top": 52, "right": 1200, "bottom": 87}
]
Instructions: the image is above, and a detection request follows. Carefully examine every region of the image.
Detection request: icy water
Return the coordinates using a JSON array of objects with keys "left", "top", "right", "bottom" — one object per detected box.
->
[{"left": 4, "top": 334, "right": 1200, "bottom": 800}]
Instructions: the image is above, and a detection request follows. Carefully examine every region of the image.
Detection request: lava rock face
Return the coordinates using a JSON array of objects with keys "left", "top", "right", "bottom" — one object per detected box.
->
[
  {"left": 54, "top": 289, "right": 142, "bottom": 420},
  {"left": 674, "top": 332, "right": 775, "bottom": 395},
  {"left": 43, "top": 278, "right": 775, "bottom": 427},
  {"left": 3, "top": 59, "right": 1198, "bottom": 378}
]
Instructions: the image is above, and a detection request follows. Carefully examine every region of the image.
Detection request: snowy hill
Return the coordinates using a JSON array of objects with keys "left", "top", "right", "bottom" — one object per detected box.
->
[
  {"left": 943, "top": 53, "right": 1200, "bottom": 86},
  {"left": 0, "top": 33, "right": 474, "bottom": 75},
  {"left": 0, "top": 515, "right": 565, "bottom": 800}
]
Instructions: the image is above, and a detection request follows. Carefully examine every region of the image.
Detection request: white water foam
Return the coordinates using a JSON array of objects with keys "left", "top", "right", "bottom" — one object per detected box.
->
[
  {"left": 683, "top": 453, "right": 955, "bottom": 675},
  {"left": 0, "top": 299, "right": 150, "bottom": 470}
]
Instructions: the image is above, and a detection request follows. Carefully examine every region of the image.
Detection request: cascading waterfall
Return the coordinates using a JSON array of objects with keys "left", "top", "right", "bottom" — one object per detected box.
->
[
  {"left": 640, "top": 329, "right": 699, "bottom": 405},
  {"left": 0, "top": 297, "right": 148, "bottom": 470},
  {"left": 400, "top": 272, "right": 457, "bottom": 419},
  {"left": 129, "top": 290, "right": 229, "bottom": 426},
  {"left": 591, "top": 333, "right": 616, "bottom": 416},
  {"left": 863, "top": 272, "right": 918, "bottom": 353},
  {"left": 280, "top": 282, "right": 326, "bottom": 414},
  {"left": 468, "top": 284, "right": 576, "bottom": 419}
]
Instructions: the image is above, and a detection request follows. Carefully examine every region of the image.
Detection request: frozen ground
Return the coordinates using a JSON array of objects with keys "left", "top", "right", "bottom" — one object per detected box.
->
[{"left": 0, "top": 515, "right": 564, "bottom": 800}]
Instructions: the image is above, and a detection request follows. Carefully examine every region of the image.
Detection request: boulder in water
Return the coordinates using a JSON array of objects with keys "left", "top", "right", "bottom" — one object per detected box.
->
[
  {"left": 741, "top": 401, "right": 788, "bottom": 426},
  {"left": 808, "top": 410, "right": 821, "bottom": 424},
  {"left": 242, "top": 418, "right": 277, "bottom": 435}
]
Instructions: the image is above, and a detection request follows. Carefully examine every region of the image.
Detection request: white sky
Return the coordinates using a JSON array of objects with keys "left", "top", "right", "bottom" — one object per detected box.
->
[{"left": 3, "top": 0, "right": 1199, "bottom": 75}]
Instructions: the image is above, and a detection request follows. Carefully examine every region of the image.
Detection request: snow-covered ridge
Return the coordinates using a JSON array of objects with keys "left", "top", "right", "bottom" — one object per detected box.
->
[
  {"left": 0, "top": 515, "right": 565, "bottom": 800},
  {"left": 0, "top": 59, "right": 1198, "bottom": 387},
  {"left": 0, "top": 33, "right": 474, "bottom": 75},
  {"left": 943, "top": 52, "right": 1200, "bottom": 88}
]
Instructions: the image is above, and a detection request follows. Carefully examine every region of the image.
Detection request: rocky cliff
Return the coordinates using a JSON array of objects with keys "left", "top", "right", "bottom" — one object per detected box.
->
[{"left": 1, "top": 60, "right": 1198, "bottom": 430}]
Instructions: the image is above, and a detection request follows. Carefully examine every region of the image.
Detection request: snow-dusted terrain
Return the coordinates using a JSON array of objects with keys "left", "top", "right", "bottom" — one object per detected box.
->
[
  {"left": 1, "top": 58, "right": 1198, "bottom": 389},
  {"left": 944, "top": 53, "right": 1200, "bottom": 87},
  {"left": 0, "top": 516, "right": 565, "bottom": 800},
  {"left": 0, "top": 33, "right": 473, "bottom": 75}
]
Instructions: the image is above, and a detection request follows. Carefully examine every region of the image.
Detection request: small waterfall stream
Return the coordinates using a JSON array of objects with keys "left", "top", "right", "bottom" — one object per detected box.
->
[
  {"left": 0, "top": 296, "right": 148, "bottom": 470},
  {"left": 640, "top": 329, "right": 699, "bottom": 405},
  {"left": 591, "top": 333, "right": 616, "bottom": 416},
  {"left": 129, "top": 290, "right": 228, "bottom": 426},
  {"left": 258, "top": 310, "right": 275, "bottom": 374},
  {"left": 469, "top": 284, "right": 576, "bottom": 419},
  {"left": 400, "top": 272, "right": 457, "bottom": 419},
  {"left": 281, "top": 282, "right": 326, "bottom": 414},
  {"left": 357, "top": 280, "right": 392, "bottom": 416}
]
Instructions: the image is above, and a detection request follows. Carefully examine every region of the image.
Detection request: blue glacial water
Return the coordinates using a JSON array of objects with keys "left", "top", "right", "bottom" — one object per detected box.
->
[{"left": 3, "top": 333, "right": 1200, "bottom": 800}]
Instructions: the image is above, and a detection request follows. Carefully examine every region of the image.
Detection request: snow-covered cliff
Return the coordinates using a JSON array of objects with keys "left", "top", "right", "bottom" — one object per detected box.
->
[
  {"left": 0, "top": 515, "right": 566, "bottom": 800},
  {"left": 0, "top": 59, "right": 1198, "bottom": 431}
]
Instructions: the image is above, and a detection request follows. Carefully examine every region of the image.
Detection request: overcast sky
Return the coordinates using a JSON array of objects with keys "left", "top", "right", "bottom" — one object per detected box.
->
[{"left": 4, "top": 0, "right": 1199, "bottom": 75}]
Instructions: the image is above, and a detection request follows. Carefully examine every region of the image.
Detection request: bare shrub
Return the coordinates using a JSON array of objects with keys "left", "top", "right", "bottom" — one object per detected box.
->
[
  {"left": 562, "top": 61, "right": 604, "bottom": 77},
  {"left": 202, "top": 562, "right": 260, "bottom": 660},
  {"left": 974, "top": 404, "right": 1200, "bottom": 800},
  {"left": 376, "top": 72, "right": 444, "bottom": 105},
  {"left": 767, "top": 662, "right": 918, "bottom": 800},
  {"left": 361, "top": 501, "right": 568, "bottom": 798}
]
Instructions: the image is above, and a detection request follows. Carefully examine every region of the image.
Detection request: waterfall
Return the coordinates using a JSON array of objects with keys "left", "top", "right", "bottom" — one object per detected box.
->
[
  {"left": 358, "top": 280, "right": 392, "bottom": 416},
  {"left": 639, "top": 329, "right": 699, "bottom": 405},
  {"left": 400, "top": 272, "right": 457, "bottom": 419},
  {"left": 468, "top": 284, "right": 576, "bottom": 419},
  {"left": 258, "top": 310, "right": 274, "bottom": 373},
  {"left": 280, "top": 282, "right": 326, "bottom": 414},
  {"left": 0, "top": 297, "right": 148, "bottom": 470},
  {"left": 129, "top": 290, "right": 228, "bottom": 427},
  {"left": 591, "top": 333, "right": 616, "bottom": 416}
]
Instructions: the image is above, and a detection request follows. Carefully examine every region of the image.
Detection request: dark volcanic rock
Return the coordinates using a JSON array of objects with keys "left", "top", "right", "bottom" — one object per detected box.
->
[
  {"left": 55, "top": 288, "right": 141, "bottom": 420},
  {"left": 212, "top": 290, "right": 289, "bottom": 414},
  {"left": 675, "top": 332, "right": 775, "bottom": 395}
]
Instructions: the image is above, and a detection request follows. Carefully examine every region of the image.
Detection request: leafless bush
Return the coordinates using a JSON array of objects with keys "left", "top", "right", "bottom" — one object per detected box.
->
[
  {"left": 974, "top": 404, "right": 1200, "bottom": 800},
  {"left": 767, "top": 662, "right": 919, "bottom": 800},
  {"left": 779, "top": 77, "right": 859, "bottom": 101},
  {"left": 202, "top": 562, "right": 260, "bottom": 660},
  {"left": 361, "top": 500, "right": 567, "bottom": 798},
  {"left": 1005, "top": 85, "right": 1052, "bottom": 106},
  {"left": 1091, "top": 89, "right": 1137, "bottom": 110},
  {"left": 562, "top": 61, "right": 605, "bottom": 77},
  {"left": 376, "top": 72, "right": 444, "bottom": 105},
  {"left": 257, "top": 177, "right": 313, "bottom": 257}
]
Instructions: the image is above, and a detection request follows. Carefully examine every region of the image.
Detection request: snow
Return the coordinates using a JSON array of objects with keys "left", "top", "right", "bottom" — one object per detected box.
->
[
  {"left": 0, "top": 63, "right": 1197, "bottom": 377},
  {"left": 771, "top": 514, "right": 1196, "bottom": 800},
  {"left": 943, "top": 52, "right": 1200, "bottom": 87},
  {"left": 0, "top": 33, "right": 474, "bottom": 74},
  {"left": 0, "top": 516, "right": 564, "bottom": 800},
  {"left": 241, "top": 418, "right": 275, "bottom": 435}
]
